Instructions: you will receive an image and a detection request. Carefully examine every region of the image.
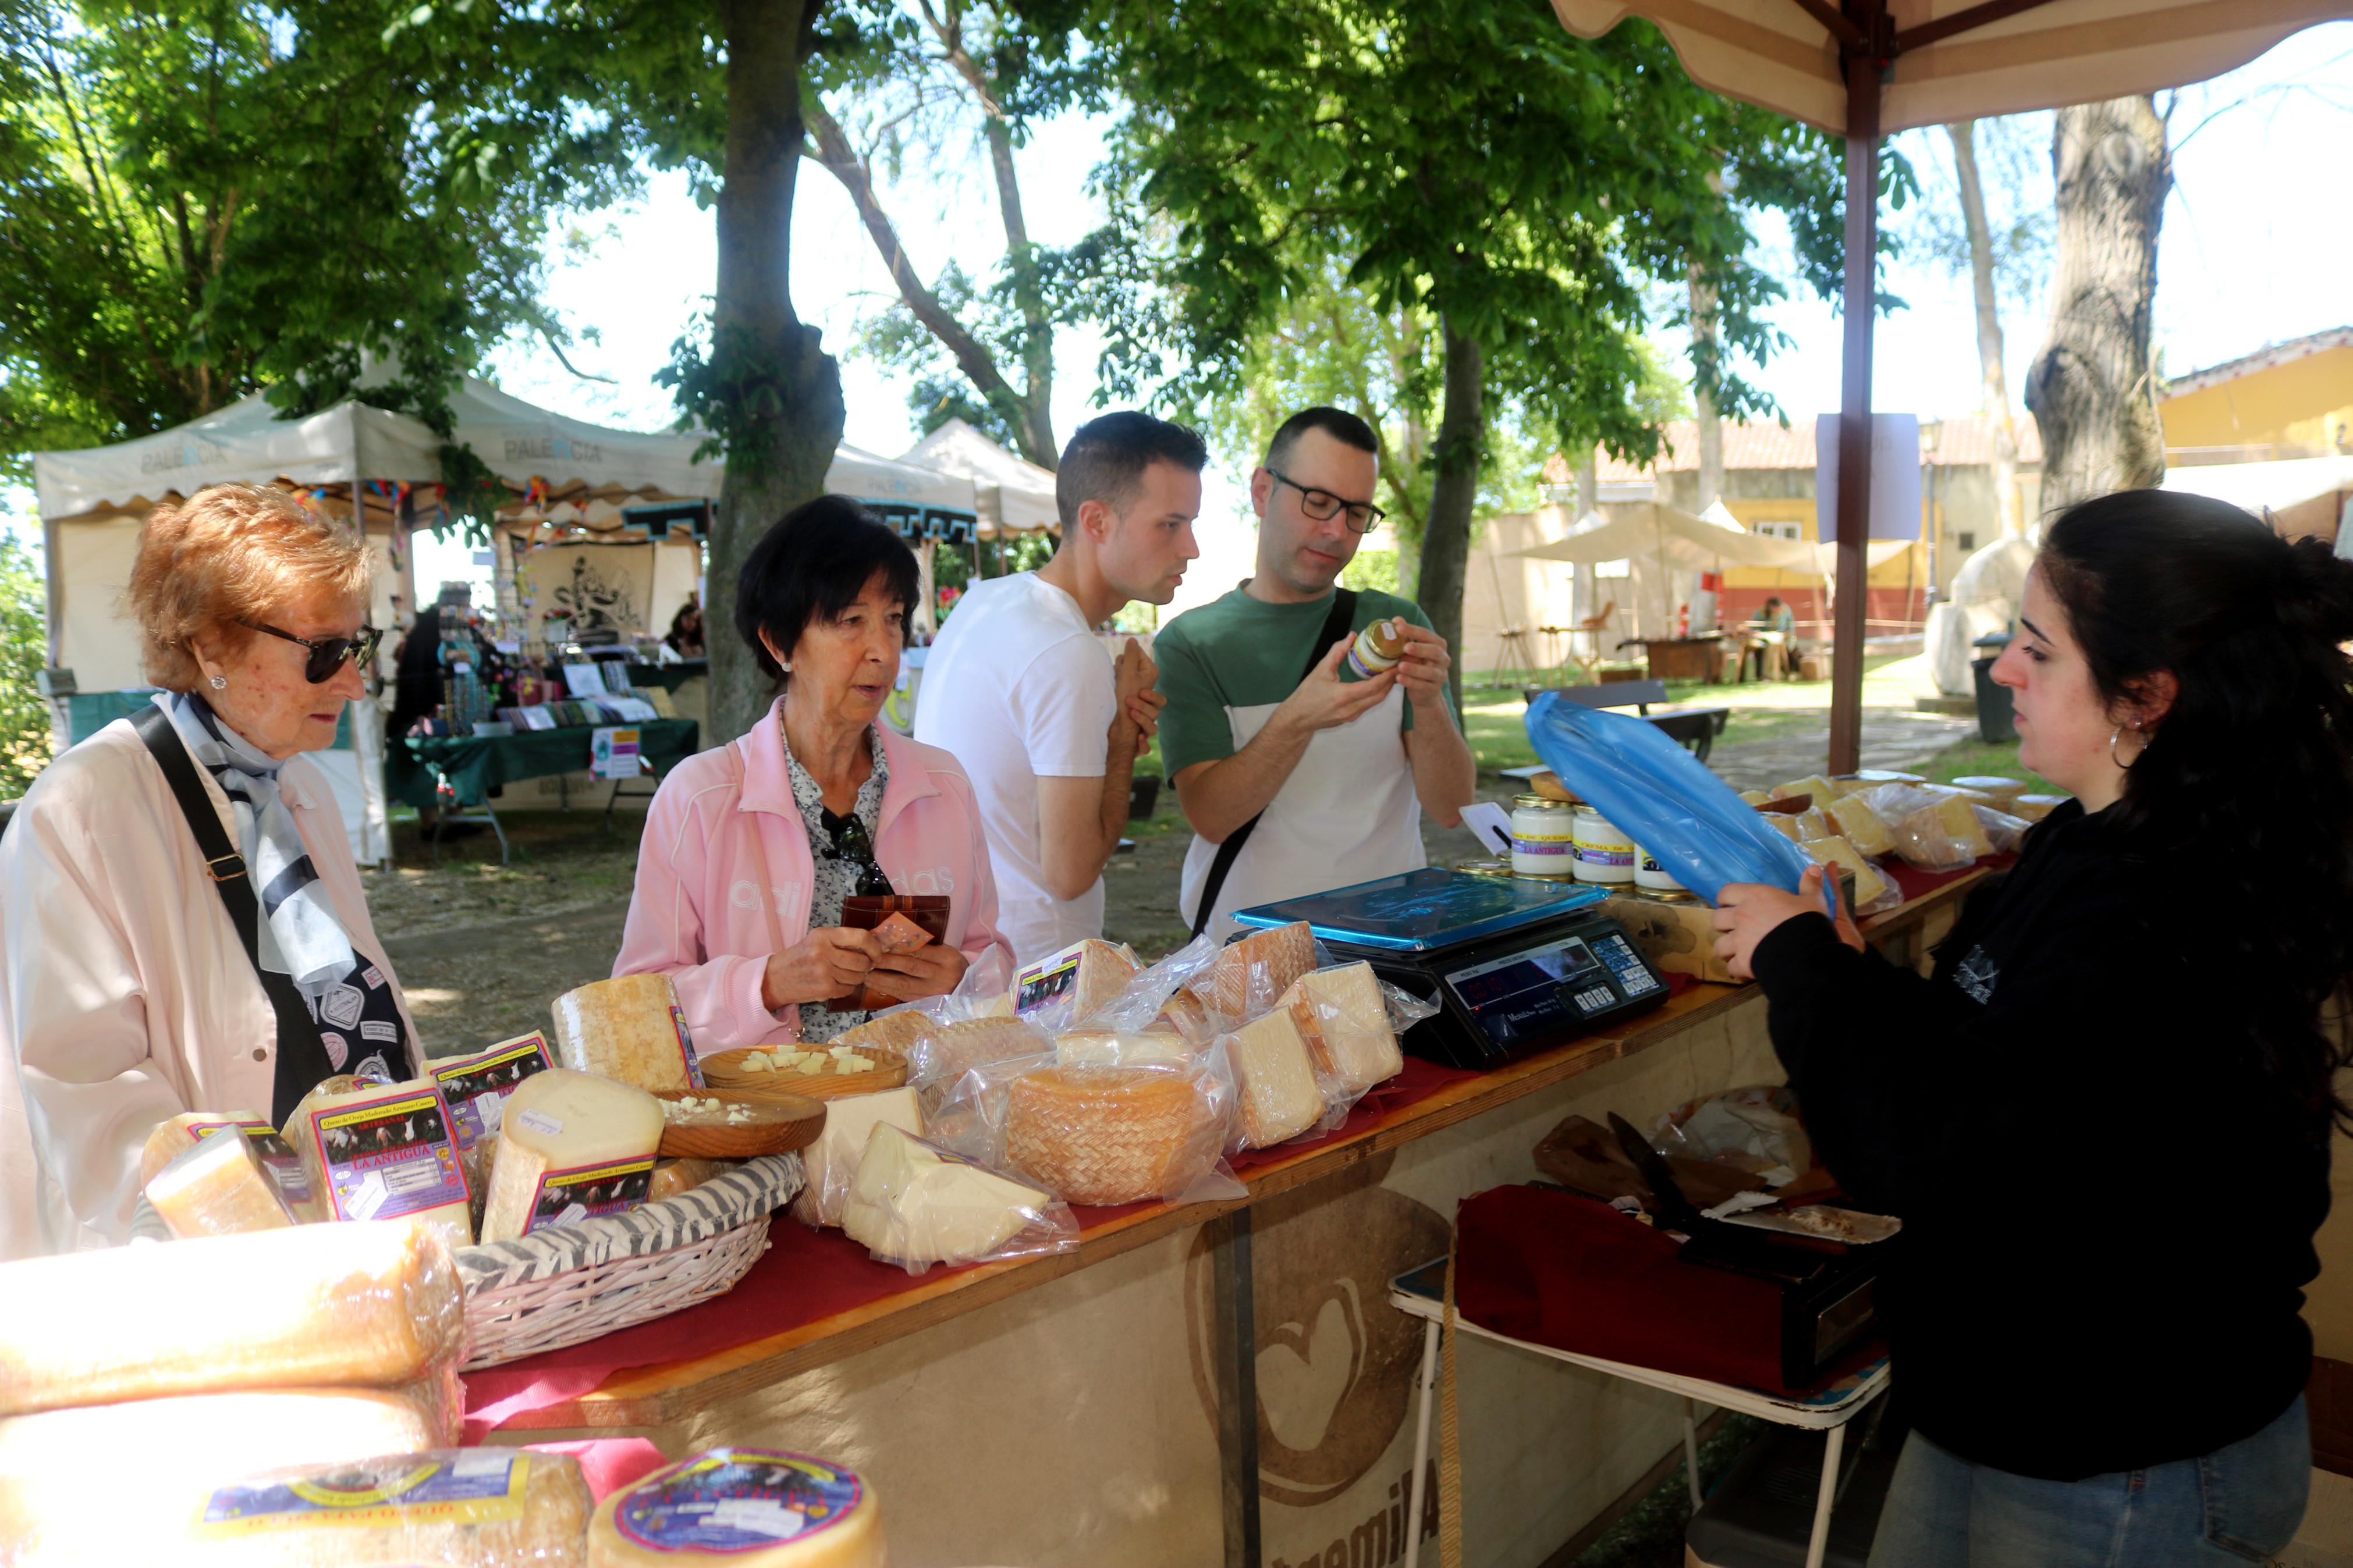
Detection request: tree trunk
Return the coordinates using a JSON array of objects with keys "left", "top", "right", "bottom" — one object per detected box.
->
[
  {"left": 708, "top": 0, "right": 847, "bottom": 748},
  {"left": 1946, "top": 120, "right": 2023, "bottom": 538},
  {"left": 1415, "top": 314, "right": 1483, "bottom": 713},
  {"left": 1688, "top": 265, "right": 1724, "bottom": 513},
  {"left": 979, "top": 114, "right": 1057, "bottom": 468},
  {"left": 2024, "top": 97, "right": 2169, "bottom": 516}
]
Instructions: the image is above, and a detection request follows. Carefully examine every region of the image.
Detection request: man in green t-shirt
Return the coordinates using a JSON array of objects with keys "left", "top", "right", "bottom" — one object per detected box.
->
[{"left": 1154, "top": 407, "right": 1477, "bottom": 937}]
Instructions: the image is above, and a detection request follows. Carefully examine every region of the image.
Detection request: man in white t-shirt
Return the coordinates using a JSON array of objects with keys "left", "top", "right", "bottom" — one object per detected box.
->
[{"left": 915, "top": 413, "right": 1204, "bottom": 961}]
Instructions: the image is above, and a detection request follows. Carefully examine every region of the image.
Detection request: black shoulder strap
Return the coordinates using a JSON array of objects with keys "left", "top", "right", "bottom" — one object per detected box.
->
[
  {"left": 132, "top": 705, "right": 334, "bottom": 1124},
  {"left": 1190, "top": 588, "right": 1359, "bottom": 938}
]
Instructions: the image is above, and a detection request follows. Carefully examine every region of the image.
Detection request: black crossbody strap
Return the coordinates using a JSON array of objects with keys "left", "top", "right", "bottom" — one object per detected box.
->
[
  {"left": 1190, "top": 588, "right": 1360, "bottom": 938},
  {"left": 133, "top": 705, "right": 331, "bottom": 1122}
]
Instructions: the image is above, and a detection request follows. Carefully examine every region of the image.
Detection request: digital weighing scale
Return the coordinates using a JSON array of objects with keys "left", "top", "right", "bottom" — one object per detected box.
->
[{"left": 1230, "top": 867, "right": 1670, "bottom": 1069}]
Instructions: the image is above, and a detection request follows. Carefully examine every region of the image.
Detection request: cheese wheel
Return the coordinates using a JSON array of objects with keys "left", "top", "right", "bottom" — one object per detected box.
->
[
  {"left": 1012, "top": 937, "right": 1139, "bottom": 1023},
  {"left": 0, "top": 1219, "right": 463, "bottom": 1415},
  {"left": 1055, "top": 1026, "right": 1193, "bottom": 1069},
  {"left": 145, "top": 1123, "right": 297, "bottom": 1238},
  {"left": 590, "top": 1448, "right": 885, "bottom": 1567},
  {"left": 1799, "top": 836, "right": 1893, "bottom": 908},
  {"left": 831, "top": 1007, "right": 932, "bottom": 1057},
  {"left": 650, "top": 1158, "right": 731, "bottom": 1203},
  {"left": 552, "top": 973, "right": 706, "bottom": 1092},
  {"left": 0, "top": 1389, "right": 443, "bottom": 1566},
  {"left": 186, "top": 1448, "right": 592, "bottom": 1565},
  {"left": 1186, "top": 921, "right": 1316, "bottom": 1025},
  {"left": 789, "top": 1086, "right": 922, "bottom": 1229},
  {"left": 140, "top": 1110, "right": 324, "bottom": 1222},
  {"left": 1825, "top": 795, "right": 1895, "bottom": 859},
  {"left": 842, "top": 1123, "right": 1049, "bottom": 1267},
  {"left": 1002, "top": 1065, "right": 1220, "bottom": 1206},
  {"left": 910, "top": 1016, "right": 1050, "bottom": 1086},
  {"left": 2012, "top": 793, "right": 2066, "bottom": 822},
  {"left": 283, "top": 1075, "right": 474, "bottom": 1249},
  {"left": 1284, "top": 963, "right": 1404, "bottom": 1097},
  {"left": 478, "top": 1069, "right": 664, "bottom": 1242},
  {"left": 1223, "top": 1009, "right": 1325, "bottom": 1147}
]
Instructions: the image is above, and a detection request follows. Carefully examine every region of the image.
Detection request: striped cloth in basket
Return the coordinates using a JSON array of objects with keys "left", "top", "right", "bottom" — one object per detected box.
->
[{"left": 454, "top": 1153, "right": 803, "bottom": 1292}]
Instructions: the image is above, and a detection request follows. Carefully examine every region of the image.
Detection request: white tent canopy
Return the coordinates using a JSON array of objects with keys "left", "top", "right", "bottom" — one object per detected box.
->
[
  {"left": 899, "top": 418, "right": 1058, "bottom": 535},
  {"left": 1512, "top": 502, "right": 1910, "bottom": 574},
  {"left": 2162, "top": 454, "right": 2353, "bottom": 514}
]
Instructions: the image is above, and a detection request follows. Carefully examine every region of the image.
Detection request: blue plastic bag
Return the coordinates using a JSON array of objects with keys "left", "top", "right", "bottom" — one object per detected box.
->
[{"left": 1522, "top": 692, "right": 1816, "bottom": 907}]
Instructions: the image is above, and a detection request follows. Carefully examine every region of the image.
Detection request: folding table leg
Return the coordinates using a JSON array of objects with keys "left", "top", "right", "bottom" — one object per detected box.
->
[
  {"left": 1804, "top": 1423, "right": 1846, "bottom": 1568},
  {"left": 1403, "top": 1318, "right": 1440, "bottom": 1568},
  {"left": 1681, "top": 1397, "right": 1705, "bottom": 1510}
]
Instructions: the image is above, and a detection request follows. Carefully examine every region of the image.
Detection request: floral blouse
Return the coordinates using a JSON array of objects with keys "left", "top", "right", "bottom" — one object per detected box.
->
[{"left": 780, "top": 719, "right": 889, "bottom": 1043}]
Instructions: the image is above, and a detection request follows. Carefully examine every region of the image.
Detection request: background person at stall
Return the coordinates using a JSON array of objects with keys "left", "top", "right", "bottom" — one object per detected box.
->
[
  {"left": 1712, "top": 491, "right": 2351, "bottom": 1565},
  {"left": 0, "top": 483, "right": 420, "bottom": 1259},
  {"left": 914, "top": 411, "right": 1194, "bottom": 963},
  {"left": 615, "top": 497, "right": 1010, "bottom": 1046},
  {"left": 1156, "top": 407, "right": 1475, "bottom": 939}
]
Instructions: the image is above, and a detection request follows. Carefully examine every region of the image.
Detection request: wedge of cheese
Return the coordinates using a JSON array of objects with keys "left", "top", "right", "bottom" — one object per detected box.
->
[
  {"left": 1223, "top": 1009, "right": 1325, "bottom": 1148},
  {"left": 186, "top": 1449, "right": 591, "bottom": 1566},
  {"left": 478, "top": 1069, "right": 663, "bottom": 1243},
  {"left": 0, "top": 1220, "right": 463, "bottom": 1416},
  {"left": 1055, "top": 1026, "right": 1194, "bottom": 1069},
  {"left": 590, "top": 1448, "right": 887, "bottom": 1567},
  {"left": 843, "top": 1124, "right": 1048, "bottom": 1267},
  {"left": 1003, "top": 1065, "right": 1221, "bottom": 1206},
  {"left": 1012, "top": 937, "right": 1140, "bottom": 1023},
  {"left": 283, "top": 1075, "right": 474, "bottom": 1249},
  {"left": 1186, "top": 921, "right": 1316, "bottom": 1025},
  {"left": 553, "top": 973, "right": 705, "bottom": 1092},
  {"left": 650, "top": 1158, "right": 730, "bottom": 1203},
  {"left": 1284, "top": 962, "right": 1405, "bottom": 1097},
  {"left": 145, "top": 1124, "right": 296, "bottom": 1238},
  {"left": 908, "top": 1016, "right": 1050, "bottom": 1087},
  {"left": 428, "top": 1031, "right": 556, "bottom": 1157},
  {"left": 832, "top": 1007, "right": 932, "bottom": 1058},
  {"left": 1770, "top": 775, "right": 1839, "bottom": 806},
  {"left": 1894, "top": 795, "right": 1994, "bottom": 870},
  {"left": 141, "top": 1110, "right": 321, "bottom": 1222},
  {"left": 1825, "top": 794, "right": 1895, "bottom": 858},
  {"left": 788, "top": 1086, "right": 922, "bottom": 1229},
  {"left": 0, "top": 1388, "right": 443, "bottom": 1566},
  {"left": 1737, "top": 789, "right": 1772, "bottom": 806},
  {"left": 1800, "top": 836, "right": 1893, "bottom": 908}
]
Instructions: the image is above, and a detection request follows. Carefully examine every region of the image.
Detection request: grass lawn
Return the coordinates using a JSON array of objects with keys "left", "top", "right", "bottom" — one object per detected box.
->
[{"left": 1912, "top": 735, "right": 2052, "bottom": 792}]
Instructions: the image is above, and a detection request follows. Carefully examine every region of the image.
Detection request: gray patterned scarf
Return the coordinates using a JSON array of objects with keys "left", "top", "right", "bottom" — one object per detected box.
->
[{"left": 155, "top": 691, "right": 357, "bottom": 1002}]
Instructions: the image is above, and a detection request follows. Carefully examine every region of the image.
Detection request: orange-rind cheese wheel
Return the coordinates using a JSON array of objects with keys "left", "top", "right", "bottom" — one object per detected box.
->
[
  {"left": 1186, "top": 922, "right": 1316, "bottom": 1023},
  {"left": 1003, "top": 1066, "right": 1215, "bottom": 1206}
]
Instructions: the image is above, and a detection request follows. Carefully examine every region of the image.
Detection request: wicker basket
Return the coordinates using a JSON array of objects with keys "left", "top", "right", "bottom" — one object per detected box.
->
[{"left": 455, "top": 1154, "right": 801, "bottom": 1370}]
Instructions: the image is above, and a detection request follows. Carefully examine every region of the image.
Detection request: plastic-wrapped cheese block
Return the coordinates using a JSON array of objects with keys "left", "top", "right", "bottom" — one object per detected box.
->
[
  {"left": 1770, "top": 775, "right": 1839, "bottom": 805},
  {"left": 909, "top": 1016, "right": 1050, "bottom": 1087},
  {"left": 789, "top": 1086, "right": 921, "bottom": 1229},
  {"left": 0, "top": 1388, "right": 443, "bottom": 1565},
  {"left": 650, "top": 1158, "right": 731, "bottom": 1203},
  {"left": 1825, "top": 795, "right": 1895, "bottom": 859},
  {"left": 141, "top": 1110, "right": 324, "bottom": 1222},
  {"left": 832, "top": 1007, "right": 932, "bottom": 1058},
  {"left": 1002, "top": 1065, "right": 1220, "bottom": 1206},
  {"left": 283, "top": 1075, "right": 475, "bottom": 1249},
  {"left": 1222, "top": 1009, "right": 1325, "bottom": 1147},
  {"left": 843, "top": 1123, "right": 1051, "bottom": 1267},
  {"left": 590, "top": 1448, "right": 886, "bottom": 1567},
  {"left": 1284, "top": 963, "right": 1404, "bottom": 1097},
  {"left": 478, "top": 1068, "right": 664, "bottom": 1243},
  {"left": 185, "top": 1448, "right": 591, "bottom": 1566},
  {"left": 429, "top": 1032, "right": 558, "bottom": 1218},
  {"left": 1012, "top": 937, "right": 1139, "bottom": 1022},
  {"left": 552, "top": 973, "right": 706, "bottom": 1093},
  {"left": 0, "top": 1219, "right": 463, "bottom": 1415},
  {"left": 145, "top": 1123, "right": 297, "bottom": 1238},
  {"left": 1800, "top": 837, "right": 1893, "bottom": 909},
  {"left": 1054, "top": 1026, "right": 1193, "bottom": 1069},
  {"left": 1186, "top": 921, "right": 1316, "bottom": 1026},
  {"left": 1894, "top": 795, "right": 1994, "bottom": 870}
]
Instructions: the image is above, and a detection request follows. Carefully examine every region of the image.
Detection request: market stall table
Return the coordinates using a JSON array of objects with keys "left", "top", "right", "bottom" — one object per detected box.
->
[{"left": 386, "top": 717, "right": 700, "bottom": 865}]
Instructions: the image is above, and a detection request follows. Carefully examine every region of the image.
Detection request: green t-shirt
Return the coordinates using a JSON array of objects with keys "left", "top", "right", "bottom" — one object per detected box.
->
[{"left": 1154, "top": 586, "right": 1446, "bottom": 780}]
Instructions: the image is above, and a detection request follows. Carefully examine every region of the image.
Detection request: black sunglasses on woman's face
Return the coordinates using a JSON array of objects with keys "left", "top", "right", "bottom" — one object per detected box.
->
[{"left": 240, "top": 621, "right": 384, "bottom": 685}]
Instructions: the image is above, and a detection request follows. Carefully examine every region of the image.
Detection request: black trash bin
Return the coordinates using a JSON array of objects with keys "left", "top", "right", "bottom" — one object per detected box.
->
[{"left": 1971, "top": 630, "right": 2015, "bottom": 744}]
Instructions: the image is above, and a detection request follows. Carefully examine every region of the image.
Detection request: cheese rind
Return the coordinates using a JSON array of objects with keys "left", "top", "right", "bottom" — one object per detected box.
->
[
  {"left": 553, "top": 973, "right": 705, "bottom": 1092},
  {"left": 842, "top": 1123, "right": 1049, "bottom": 1267},
  {"left": 788, "top": 1086, "right": 923, "bottom": 1229},
  {"left": 1012, "top": 937, "right": 1140, "bottom": 1023},
  {"left": 1284, "top": 963, "right": 1405, "bottom": 1097},
  {"left": 284, "top": 1075, "right": 474, "bottom": 1249},
  {"left": 1799, "top": 836, "right": 1893, "bottom": 908},
  {"left": 1223, "top": 1009, "right": 1325, "bottom": 1147},
  {"left": 478, "top": 1068, "right": 664, "bottom": 1243},
  {"left": 0, "top": 1219, "right": 463, "bottom": 1414},
  {"left": 1825, "top": 795, "right": 1895, "bottom": 858},
  {"left": 1002, "top": 1065, "right": 1223, "bottom": 1206},
  {"left": 1186, "top": 921, "right": 1316, "bottom": 1025},
  {"left": 589, "top": 1448, "right": 886, "bottom": 1567},
  {"left": 832, "top": 1007, "right": 932, "bottom": 1057},
  {"left": 650, "top": 1158, "right": 730, "bottom": 1203},
  {"left": 186, "top": 1449, "right": 591, "bottom": 1566},
  {"left": 145, "top": 1125, "right": 297, "bottom": 1238}
]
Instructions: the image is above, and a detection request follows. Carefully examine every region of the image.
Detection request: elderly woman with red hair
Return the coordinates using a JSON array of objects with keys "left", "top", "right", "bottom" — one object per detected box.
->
[{"left": 0, "top": 483, "right": 419, "bottom": 1257}]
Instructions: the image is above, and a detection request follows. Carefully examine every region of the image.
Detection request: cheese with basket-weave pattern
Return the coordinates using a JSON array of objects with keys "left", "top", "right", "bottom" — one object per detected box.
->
[
  {"left": 1002, "top": 1065, "right": 1218, "bottom": 1206},
  {"left": 553, "top": 973, "right": 705, "bottom": 1092},
  {"left": 1185, "top": 921, "right": 1315, "bottom": 1024}
]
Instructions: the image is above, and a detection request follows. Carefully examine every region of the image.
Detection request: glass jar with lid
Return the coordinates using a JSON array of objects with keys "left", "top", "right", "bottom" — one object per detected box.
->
[{"left": 1509, "top": 794, "right": 1578, "bottom": 879}]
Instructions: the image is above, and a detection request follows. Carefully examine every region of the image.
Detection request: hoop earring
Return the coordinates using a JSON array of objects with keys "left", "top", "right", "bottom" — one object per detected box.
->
[
  {"left": 208, "top": 675, "right": 227, "bottom": 691},
  {"left": 2110, "top": 724, "right": 2142, "bottom": 770}
]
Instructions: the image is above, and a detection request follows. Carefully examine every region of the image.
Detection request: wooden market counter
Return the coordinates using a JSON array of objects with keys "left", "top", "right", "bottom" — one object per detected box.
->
[{"left": 473, "top": 863, "right": 1993, "bottom": 1439}]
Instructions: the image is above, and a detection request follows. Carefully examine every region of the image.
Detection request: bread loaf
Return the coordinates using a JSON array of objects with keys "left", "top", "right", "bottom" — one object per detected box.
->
[
  {"left": 140, "top": 1111, "right": 322, "bottom": 1222},
  {"left": 478, "top": 1069, "right": 664, "bottom": 1242},
  {"left": 1186, "top": 921, "right": 1316, "bottom": 1024},
  {"left": 1012, "top": 937, "right": 1139, "bottom": 1023},
  {"left": 0, "top": 1219, "right": 463, "bottom": 1414},
  {"left": 1284, "top": 962, "right": 1404, "bottom": 1097},
  {"left": 1222, "top": 1009, "right": 1325, "bottom": 1147},
  {"left": 186, "top": 1449, "right": 591, "bottom": 1565},
  {"left": 842, "top": 1123, "right": 1049, "bottom": 1268},
  {"left": 590, "top": 1449, "right": 886, "bottom": 1567},
  {"left": 282, "top": 1075, "right": 474, "bottom": 1249},
  {"left": 1003, "top": 1065, "right": 1222, "bottom": 1206},
  {"left": 552, "top": 973, "right": 706, "bottom": 1092},
  {"left": 144, "top": 1124, "right": 296, "bottom": 1238}
]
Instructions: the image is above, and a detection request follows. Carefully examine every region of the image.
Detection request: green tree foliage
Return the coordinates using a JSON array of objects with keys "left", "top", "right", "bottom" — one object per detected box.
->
[{"left": 0, "top": 531, "right": 54, "bottom": 795}]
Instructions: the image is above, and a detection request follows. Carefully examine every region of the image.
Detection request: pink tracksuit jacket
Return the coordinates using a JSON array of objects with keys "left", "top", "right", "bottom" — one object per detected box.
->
[{"left": 612, "top": 699, "right": 1013, "bottom": 1049}]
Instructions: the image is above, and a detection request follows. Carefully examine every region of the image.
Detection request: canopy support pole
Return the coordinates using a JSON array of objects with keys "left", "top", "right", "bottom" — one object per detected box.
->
[{"left": 1828, "top": 15, "right": 1886, "bottom": 775}]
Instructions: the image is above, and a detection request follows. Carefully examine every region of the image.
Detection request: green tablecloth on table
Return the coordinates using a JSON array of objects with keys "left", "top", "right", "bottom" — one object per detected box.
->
[{"left": 387, "top": 719, "right": 701, "bottom": 809}]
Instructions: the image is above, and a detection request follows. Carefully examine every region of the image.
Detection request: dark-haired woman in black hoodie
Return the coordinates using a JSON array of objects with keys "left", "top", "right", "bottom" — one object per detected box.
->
[{"left": 1713, "top": 490, "right": 2352, "bottom": 1566}]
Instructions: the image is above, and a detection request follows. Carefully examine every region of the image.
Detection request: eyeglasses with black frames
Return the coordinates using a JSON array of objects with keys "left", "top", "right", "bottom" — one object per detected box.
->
[{"left": 1266, "top": 468, "right": 1386, "bottom": 534}]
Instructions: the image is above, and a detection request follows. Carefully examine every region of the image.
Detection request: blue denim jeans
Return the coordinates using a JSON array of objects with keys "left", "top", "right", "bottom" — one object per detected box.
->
[{"left": 1869, "top": 1395, "right": 2311, "bottom": 1567}]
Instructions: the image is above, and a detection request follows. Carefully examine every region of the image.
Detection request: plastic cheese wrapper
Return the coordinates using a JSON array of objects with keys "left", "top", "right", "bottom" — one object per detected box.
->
[
  {"left": 0, "top": 1218, "right": 463, "bottom": 1416},
  {"left": 1183, "top": 921, "right": 1318, "bottom": 1030},
  {"left": 1009, "top": 936, "right": 1140, "bottom": 1030},
  {"left": 788, "top": 1085, "right": 924, "bottom": 1230},
  {"left": 145, "top": 1122, "right": 297, "bottom": 1238},
  {"left": 283, "top": 1074, "right": 475, "bottom": 1249},
  {"left": 1857, "top": 783, "right": 1998, "bottom": 872},
  {"left": 182, "top": 1448, "right": 592, "bottom": 1566},
  {"left": 842, "top": 1122, "right": 1076, "bottom": 1273},
  {"left": 140, "top": 1110, "right": 322, "bottom": 1222},
  {"left": 552, "top": 972, "right": 707, "bottom": 1093},
  {"left": 590, "top": 1448, "right": 886, "bottom": 1567},
  {"left": 1798, "top": 837, "right": 1901, "bottom": 915},
  {"left": 1217, "top": 1005, "right": 1326, "bottom": 1149},
  {"left": 0, "top": 1388, "right": 445, "bottom": 1565},
  {"left": 1525, "top": 693, "right": 1820, "bottom": 908},
  {"left": 479, "top": 1069, "right": 664, "bottom": 1243},
  {"left": 430, "top": 1031, "right": 558, "bottom": 1221},
  {"left": 1285, "top": 962, "right": 1428, "bottom": 1101},
  {"left": 989, "top": 1054, "right": 1243, "bottom": 1207},
  {"left": 1824, "top": 794, "right": 1896, "bottom": 859}
]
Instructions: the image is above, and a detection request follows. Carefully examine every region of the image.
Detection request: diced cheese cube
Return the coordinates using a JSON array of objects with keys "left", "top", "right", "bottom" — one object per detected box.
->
[
  {"left": 843, "top": 1124, "right": 1045, "bottom": 1267},
  {"left": 551, "top": 972, "right": 704, "bottom": 1092},
  {"left": 590, "top": 1448, "right": 887, "bottom": 1568},
  {"left": 789, "top": 1087, "right": 922, "bottom": 1229},
  {"left": 1223, "top": 1009, "right": 1326, "bottom": 1148},
  {"left": 478, "top": 1069, "right": 663, "bottom": 1243},
  {"left": 144, "top": 1126, "right": 295, "bottom": 1239},
  {"left": 282, "top": 1077, "right": 474, "bottom": 1249},
  {"left": 1284, "top": 962, "right": 1405, "bottom": 1097}
]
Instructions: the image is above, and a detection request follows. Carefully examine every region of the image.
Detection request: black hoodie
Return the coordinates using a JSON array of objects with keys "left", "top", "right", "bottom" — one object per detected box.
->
[{"left": 1751, "top": 798, "right": 2327, "bottom": 1480}]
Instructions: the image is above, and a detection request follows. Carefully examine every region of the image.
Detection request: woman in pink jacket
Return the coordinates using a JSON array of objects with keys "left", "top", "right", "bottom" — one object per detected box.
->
[{"left": 615, "top": 497, "right": 1012, "bottom": 1047}]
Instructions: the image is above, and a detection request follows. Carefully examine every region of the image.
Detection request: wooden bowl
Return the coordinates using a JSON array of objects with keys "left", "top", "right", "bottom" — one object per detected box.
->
[
  {"left": 654, "top": 1091, "right": 826, "bottom": 1160},
  {"left": 701, "top": 1046, "right": 909, "bottom": 1101}
]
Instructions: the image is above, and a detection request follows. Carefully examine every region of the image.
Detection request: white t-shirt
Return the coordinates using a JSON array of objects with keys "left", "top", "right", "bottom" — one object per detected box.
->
[{"left": 914, "top": 573, "right": 1117, "bottom": 963}]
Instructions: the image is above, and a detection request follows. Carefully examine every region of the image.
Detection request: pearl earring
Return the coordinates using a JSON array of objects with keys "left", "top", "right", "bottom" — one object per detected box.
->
[{"left": 209, "top": 675, "right": 227, "bottom": 691}]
